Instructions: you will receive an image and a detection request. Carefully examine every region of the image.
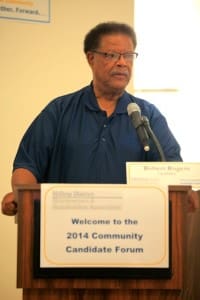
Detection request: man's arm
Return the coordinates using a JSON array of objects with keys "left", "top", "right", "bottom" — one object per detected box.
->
[{"left": 1, "top": 168, "right": 37, "bottom": 216}]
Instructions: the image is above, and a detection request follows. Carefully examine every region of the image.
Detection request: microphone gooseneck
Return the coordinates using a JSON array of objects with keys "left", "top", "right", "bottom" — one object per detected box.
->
[{"left": 142, "top": 115, "right": 166, "bottom": 161}]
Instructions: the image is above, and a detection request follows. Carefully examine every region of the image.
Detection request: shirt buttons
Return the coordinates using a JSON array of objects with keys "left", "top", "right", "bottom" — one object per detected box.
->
[{"left": 102, "top": 124, "right": 107, "bottom": 142}]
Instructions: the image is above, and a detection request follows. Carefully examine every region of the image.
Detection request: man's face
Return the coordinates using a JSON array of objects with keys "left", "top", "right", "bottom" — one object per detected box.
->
[{"left": 87, "top": 33, "right": 135, "bottom": 95}]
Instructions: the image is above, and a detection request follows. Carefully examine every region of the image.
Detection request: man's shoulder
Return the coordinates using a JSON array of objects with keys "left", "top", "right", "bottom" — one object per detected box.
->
[
  {"left": 127, "top": 93, "right": 160, "bottom": 118},
  {"left": 37, "top": 85, "right": 92, "bottom": 119},
  {"left": 48, "top": 85, "right": 90, "bottom": 108}
]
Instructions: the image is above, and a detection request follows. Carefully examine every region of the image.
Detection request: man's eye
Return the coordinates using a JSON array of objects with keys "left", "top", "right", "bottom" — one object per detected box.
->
[
  {"left": 109, "top": 53, "right": 116, "bottom": 58},
  {"left": 125, "top": 54, "right": 133, "bottom": 59},
  {"left": 104, "top": 53, "right": 116, "bottom": 59}
]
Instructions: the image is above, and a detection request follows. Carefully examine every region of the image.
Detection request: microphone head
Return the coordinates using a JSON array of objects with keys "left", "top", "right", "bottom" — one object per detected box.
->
[{"left": 127, "top": 102, "right": 141, "bottom": 116}]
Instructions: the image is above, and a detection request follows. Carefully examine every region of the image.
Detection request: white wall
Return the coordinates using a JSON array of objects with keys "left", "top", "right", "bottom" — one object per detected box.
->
[
  {"left": 0, "top": 1, "right": 134, "bottom": 299},
  {"left": 134, "top": 0, "right": 200, "bottom": 161}
]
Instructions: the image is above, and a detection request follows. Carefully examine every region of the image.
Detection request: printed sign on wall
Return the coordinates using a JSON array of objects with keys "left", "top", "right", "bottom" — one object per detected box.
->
[{"left": 0, "top": 0, "right": 50, "bottom": 23}]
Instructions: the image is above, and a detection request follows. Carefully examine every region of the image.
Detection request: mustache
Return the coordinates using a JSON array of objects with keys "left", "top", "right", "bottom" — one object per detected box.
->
[{"left": 110, "top": 70, "right": 129, "bottom": 76}]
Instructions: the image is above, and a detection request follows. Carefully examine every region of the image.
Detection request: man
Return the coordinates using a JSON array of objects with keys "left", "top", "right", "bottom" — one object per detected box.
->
[{"left": 2, "top": 21, "right": 182, "bottom": 216}]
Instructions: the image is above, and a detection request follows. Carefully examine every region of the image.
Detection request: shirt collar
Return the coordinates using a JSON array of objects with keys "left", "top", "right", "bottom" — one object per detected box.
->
[
  {"left": 84, "top": 83, "right": 134, "bottom": 115},
  {"left": 115, "top": 93, "right": 133, "bottom": 114},
  {"left": 84, "top": 83, "right": 101, "bottom": 112}
]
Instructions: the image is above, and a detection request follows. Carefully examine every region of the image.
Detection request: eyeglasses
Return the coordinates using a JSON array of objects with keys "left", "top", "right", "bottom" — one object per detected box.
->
[{"left": 92, "top": 50, "right": 138, "bottom": 62}]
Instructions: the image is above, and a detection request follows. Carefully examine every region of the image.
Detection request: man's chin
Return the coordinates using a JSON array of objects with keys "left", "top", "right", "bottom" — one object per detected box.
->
[{"left": 111, "top": 81, "right": 129, "bottom": 92}]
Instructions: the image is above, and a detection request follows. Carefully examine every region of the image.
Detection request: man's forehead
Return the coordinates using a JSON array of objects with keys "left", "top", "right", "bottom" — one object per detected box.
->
[{"left": 99, "top": 34, "right": 135, "bottom": 49}]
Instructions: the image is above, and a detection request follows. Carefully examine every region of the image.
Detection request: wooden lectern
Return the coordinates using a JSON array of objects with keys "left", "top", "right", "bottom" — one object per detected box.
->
[{"left": 16, "top": 184, "right": 196, "bottom": 300}]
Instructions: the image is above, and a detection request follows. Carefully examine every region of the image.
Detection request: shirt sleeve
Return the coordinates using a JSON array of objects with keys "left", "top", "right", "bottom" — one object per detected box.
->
[{"left": 13, "top": 101, "right": 60, "bottom": 181}]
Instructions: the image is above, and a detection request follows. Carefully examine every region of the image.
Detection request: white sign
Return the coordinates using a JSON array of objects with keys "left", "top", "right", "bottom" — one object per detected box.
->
[
  {"left": 40, "top": 184, "right": 169, "bottom": 269},
  {"left": 126, "top": 162, "right": 200, "bottom": 189},
  {"left": 0, "top": 0, "right": 50, "bottom": 23}
]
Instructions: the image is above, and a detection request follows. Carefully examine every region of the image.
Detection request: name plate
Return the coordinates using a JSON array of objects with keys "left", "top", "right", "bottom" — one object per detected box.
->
[
  {"left": 40, "top": 184, "right": 169, "bottom": 269},
  {"left": 126, "top": 162, "right": 200, "bottom": 189}
]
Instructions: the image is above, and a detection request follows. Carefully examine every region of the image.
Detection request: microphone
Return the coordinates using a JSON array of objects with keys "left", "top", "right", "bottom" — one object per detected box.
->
[{"left": 127, "top": 102, "right": 150, "bottom": 152}]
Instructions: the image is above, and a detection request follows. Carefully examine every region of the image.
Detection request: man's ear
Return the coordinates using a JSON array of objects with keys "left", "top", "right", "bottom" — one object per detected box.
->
[{"left": 86, "top": 52, "right": 95, "bottom": 67}]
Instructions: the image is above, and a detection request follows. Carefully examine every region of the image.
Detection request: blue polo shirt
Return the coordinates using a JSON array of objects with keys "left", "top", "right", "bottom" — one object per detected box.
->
[{"left": 13, "top": 84, "right": 182, "bottom": 183}]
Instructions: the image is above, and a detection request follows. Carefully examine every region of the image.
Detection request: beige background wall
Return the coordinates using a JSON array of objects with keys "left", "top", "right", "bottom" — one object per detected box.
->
[{"left": 0, "top": 1, "right": 134, "bottom": 299}]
